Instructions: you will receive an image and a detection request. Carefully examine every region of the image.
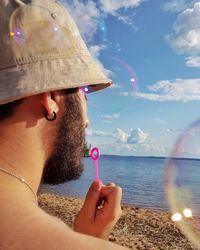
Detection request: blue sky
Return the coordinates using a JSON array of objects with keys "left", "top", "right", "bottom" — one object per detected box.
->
[{"left": 63, "top": 0, "right": 200, "bottom": 158}]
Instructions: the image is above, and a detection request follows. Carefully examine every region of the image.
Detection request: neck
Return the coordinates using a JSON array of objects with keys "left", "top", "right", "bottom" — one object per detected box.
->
[
  {"left": 0, "top": 167, "right": 38, "bottom": 203},
  {"left": 0, "top": 121, "right": 46, "bottom": 204}
]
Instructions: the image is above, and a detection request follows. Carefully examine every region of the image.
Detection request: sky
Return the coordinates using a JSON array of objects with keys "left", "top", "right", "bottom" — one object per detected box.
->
[{"left": 62, "top": 0, "right": 200, "bottom": 158}]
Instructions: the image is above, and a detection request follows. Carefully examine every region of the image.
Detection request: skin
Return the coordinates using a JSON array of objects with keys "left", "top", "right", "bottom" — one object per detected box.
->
[{"left": 0, "top": 90, "right": 129, "bottom": 250}]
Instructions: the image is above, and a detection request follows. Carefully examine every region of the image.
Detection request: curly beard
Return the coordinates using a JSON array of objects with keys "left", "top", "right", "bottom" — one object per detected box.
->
[{"left": 42, "top": 89, "right": 85, "bottom": 185}]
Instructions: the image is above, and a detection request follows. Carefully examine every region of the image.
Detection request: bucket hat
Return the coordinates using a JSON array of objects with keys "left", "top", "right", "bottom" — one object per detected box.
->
[{"left": 0, "top": 0, "right": 112, "bottom": 104}]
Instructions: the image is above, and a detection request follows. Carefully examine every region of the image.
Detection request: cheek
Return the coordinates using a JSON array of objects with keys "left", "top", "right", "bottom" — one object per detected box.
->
[
  {"left": 79, "top": 93, "right": 89, "bottom": 127},
  {"left": 82, "top": 103, "right": 89, "bottom": 127}
]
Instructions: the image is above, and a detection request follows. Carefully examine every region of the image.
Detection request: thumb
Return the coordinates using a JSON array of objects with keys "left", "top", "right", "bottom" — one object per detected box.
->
[{"left": 81, "top": 180, "right": 102, "bottom": 221}]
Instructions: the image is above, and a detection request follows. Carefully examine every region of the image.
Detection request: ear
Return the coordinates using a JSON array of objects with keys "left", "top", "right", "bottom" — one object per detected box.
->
[
  {"left": 40, "top": 91, "right": 61, "bottom": 116},
  {"left": 12, "top": 0, "right": 26, "bottom": 6},
  {"left": 11, "top": 0, "right": 26, "bottom": 7}
]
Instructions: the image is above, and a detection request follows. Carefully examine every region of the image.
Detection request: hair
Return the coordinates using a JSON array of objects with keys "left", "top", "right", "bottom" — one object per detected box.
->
[
  {"left": 0, "top": 88, "right": 79, "bottom": 122},
  {"left": 64, "top": 87, "right": 79, "bottom": 95},
  {"left": 0, "top": 99, "right": 24, "bottom": 122}
]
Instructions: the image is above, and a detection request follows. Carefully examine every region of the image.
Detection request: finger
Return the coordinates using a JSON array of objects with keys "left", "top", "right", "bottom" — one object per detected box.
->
[
  {"left": 101, "top": 185, "right": 122, "bottom": 199},
  {"left": 81, "top": 180, "right": 102, "bottom": 220},
  {"left": 106, "top": 182, "right": 115, "bottom": 187},
  {"left": 96, "top": 183, "right": 115, "bottom": 208},
  {"left": 100, "top": 186, "right": 122, "bottom": 215}
]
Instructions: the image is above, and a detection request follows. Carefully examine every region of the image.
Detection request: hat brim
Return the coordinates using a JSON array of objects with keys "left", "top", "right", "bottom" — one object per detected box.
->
[{"left": 0, "top": 54, "right": 112, "bottom": 104}]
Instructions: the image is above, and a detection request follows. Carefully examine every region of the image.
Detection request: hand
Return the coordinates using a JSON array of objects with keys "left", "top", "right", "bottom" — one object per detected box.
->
[{"left": 73, "top": 181, "right": 122, "bottom": 239}]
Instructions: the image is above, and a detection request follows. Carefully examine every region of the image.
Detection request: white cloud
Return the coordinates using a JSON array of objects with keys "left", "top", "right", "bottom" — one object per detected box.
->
[
  {"left": 138, "top": 143, "right": 168, "bottom": 154},
  {"left": 63, "top": 0, "right": 146, "bottom": 78},
  {"left": 185, "top": 56, "right": 200, "bottom": 68},
  {"left": 89, "top": 45, "right": 113, "bottom": 77},
  {"left": 117, "top": 14, "right": 138, "bottom": 30},
  {"left": 64, "top": 0, "right": 100, "bottom": 41},
  {"left": 87, "top": 128, "right": 171, "bottom": 156},
  {"left": 127, "top": 128, "right": 149, "bottom": 144},
  {"left": 134, "top": 79, "right": 200, "bottom": 102},
  {"left": 99, "top": 0, "right": 144, "bottom": 15},
  {"left": 87, "top": 127, "right": 149, "bottom": 144},
  {"left": 98, "top": 114, "right": 120, "bottom": 119},
  {"left": 163, "top": 0, "right": 197, "bottom": 13},
  {"left": 65, "top": 0, "right": 146, "bottom": 40},
  {"left": 166, "top": 128, "right": 184, "bottom": 133},
  {"left": 119, "top": 91, "right": 129, "bottom": 96},
  {"left": 115, "top": 128, "right": 129, "bottom": 143},
  {"left": 109, "top": 83, "right": 122, "bottom": 89},
  {"left": 87, "top": 127, "right": 200, "bottom": 158},
  {"left": 99, "top": 142, "right": 136, "bottom": 154},
  {"left": 116, "top": 42, "right": 121, "bottom": 52},
  {"left": 86, "top": 129, "right": 114, "bottom": 138},
  {"left": 102, "top": 120, "right": 112, "bottom": 123},
  {"left": 155, "top": 118, "right": 166, "bottom": 125},
  {"left": 97, "top": 141, "right": 169, "bottom": 156},
  {"left": 89, "top": 45, "right": 105, "bottom": 58},
  {"left": 167, "top": 2, "right": 200, "bottom": 56}
]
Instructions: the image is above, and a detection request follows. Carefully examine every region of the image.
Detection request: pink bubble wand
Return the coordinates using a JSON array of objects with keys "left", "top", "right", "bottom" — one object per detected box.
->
[{"left": 91, "top": 147, "right": 102, "bottom": 183}]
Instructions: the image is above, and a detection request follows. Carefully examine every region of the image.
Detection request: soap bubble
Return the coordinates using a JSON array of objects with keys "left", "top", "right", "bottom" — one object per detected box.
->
[
  {"left": 164, "top": 118, "right": 200, "bottom": 248},
  {"left": 88, "top": 56, "right": 139, "bottom": 115},
  {"left": 112, "top": 57, "right": 138, "bottom": 94},
  {"left": 8, "top": 4, "right": 93, "bottom": 81},
  {"left": 89, "top": 57, "right": 138, "bottom": 115},
  {"left": 8, "top": 5, "right": 85, "bottom": 51}
]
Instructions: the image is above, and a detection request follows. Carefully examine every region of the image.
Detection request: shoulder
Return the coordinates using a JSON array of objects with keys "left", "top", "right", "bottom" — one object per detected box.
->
[
  {"left": 0, "top": 204, "right": 128, "bottom": 250},
  {"left": 13, "top": 207, "right": 128, "bottom": 250},
  {"left": 15, "top": 207, "right": 74, "bottom": 249}
]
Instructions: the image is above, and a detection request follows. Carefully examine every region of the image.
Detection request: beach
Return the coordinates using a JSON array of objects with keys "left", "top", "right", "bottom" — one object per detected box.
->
[{"left": 38, "top": 193, "right": 198, "bottom": 250}]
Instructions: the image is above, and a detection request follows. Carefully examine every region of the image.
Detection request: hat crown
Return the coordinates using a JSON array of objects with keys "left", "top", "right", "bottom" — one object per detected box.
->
[
  {"left": 0, "top": 0, "right": 89, "bottom": 69},
  {"left": 0, "top": 0, "right": 111, "bottom": 105}
]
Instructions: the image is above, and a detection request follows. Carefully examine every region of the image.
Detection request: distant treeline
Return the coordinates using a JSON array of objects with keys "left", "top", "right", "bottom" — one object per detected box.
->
[{"left": 83, "top": 142, "right": 91, "bottom": 157}]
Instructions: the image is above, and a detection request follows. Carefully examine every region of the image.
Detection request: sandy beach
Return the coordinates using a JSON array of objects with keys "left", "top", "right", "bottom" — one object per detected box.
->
[{"left": 38, "top": 193, "right": 198, "bottom": 250}]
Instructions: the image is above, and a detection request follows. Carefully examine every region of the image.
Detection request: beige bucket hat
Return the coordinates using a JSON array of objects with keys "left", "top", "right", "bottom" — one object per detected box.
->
[{"left": 0, "top": 0, "right": 112, "bottom": 105}]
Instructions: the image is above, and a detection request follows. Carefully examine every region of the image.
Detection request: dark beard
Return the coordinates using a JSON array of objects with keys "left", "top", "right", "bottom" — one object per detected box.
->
[{"left": 42, "top": 89, "right": 85, "bottom": 185}]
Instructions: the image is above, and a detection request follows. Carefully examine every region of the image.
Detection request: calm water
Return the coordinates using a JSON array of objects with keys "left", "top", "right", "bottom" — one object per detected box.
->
[{"left": 40, "top": 155, "right": 200, "bottom": 211}]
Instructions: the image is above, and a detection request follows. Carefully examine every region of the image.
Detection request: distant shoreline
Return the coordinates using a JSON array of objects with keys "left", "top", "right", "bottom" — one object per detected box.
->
[{"left": 98, "top": 154, "right": 200, "bottom": 161}]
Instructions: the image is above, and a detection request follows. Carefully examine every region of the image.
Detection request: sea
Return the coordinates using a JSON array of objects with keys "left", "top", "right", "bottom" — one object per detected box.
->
[{"left": 41, "top": 155, "right": 200, "bottom": 211}]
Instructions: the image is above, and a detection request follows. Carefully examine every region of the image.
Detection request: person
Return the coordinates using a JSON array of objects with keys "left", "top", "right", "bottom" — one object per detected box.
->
[{"left": 0, "top": 0, "right": 129, "bottom": 249}]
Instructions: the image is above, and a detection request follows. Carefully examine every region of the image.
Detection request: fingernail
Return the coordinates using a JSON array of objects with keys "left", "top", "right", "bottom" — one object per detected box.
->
[{"left": 92, "top": 180, "right": 101, "bottom": 192}]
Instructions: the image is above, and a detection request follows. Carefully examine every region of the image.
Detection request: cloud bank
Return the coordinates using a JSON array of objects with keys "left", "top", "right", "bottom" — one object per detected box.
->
[
  {"left": 163, "top": 0, "right": 197, "bottom": 13},
  {"left": 87, "top": 127, "right": 149, "bottom": 144},
  {"left": 121, "top": 79, "right": 200, "bottom": 102},
  {"left": 167, "top": 2, "right": 200, "bottom": 68}
]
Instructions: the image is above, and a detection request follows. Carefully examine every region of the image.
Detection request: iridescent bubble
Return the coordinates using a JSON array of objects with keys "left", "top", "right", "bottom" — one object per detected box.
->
[
  {"left": 7, "top": 4, "right": 95, "bottom": 89},
  {"left": 11, "top": 9, "right": 63, "bottom": 45},
  {"left": 164, "top": 118, "right": 200, "bottom": 248},
  {"left": 88, "top": 56, "right": 139, "bottom": 115},
  {"left": 112, "top": 57, "right": 139, "bottom": 95}
]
